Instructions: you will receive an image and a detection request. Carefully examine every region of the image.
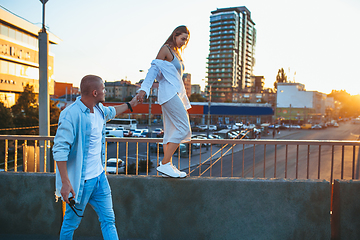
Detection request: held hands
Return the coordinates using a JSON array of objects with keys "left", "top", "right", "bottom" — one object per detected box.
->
[
  {"left": 135, "top": 90, "right": 146, "bottom": 104},
  {"left": 129, "top": 95, "right": 140, "bottom": 108}
]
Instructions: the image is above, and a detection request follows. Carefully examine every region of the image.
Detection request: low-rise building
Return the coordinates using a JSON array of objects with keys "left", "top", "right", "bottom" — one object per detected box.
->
[
  {"left": 105, "top": 80, "right": 137, "bottom": 101},
  {"left": 276, "top": 82, "right": 332, "bottom": 124},
  {"left": 191, "top": 84, "right": 201, "bottom": 95}
]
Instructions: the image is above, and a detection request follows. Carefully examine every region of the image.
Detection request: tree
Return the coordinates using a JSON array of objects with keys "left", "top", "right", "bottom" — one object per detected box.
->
[
  {"left": 11, "top": 84, "right": 39, "bottom": 135},
  {"left": 50, "top": 100, "right": 60, "bottom": 136},
  {"left": 274, "top": 68, "right": 287, "bottom": 90},
  {"left": 328, "top": 90, "right": 360, "bottom": 118},
  {"left": 189, "top": 93, "right": 206, "bottom": 102},
  {"left": 0, "top": 101, "right": 14, "bottom": 135},
  {"left": 10, "top": 84, "right": 61, "bottom": 135}
]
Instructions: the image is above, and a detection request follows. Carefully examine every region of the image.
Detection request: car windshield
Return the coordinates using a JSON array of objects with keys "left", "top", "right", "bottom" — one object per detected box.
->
[{"left": 107, "top": 162, "right": 118, "bottom": 167}]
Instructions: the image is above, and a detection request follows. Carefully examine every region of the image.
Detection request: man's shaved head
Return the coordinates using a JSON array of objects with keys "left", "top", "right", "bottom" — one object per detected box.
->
[{"left": 80, "top": 75, "right": 103, "bottom": 96}]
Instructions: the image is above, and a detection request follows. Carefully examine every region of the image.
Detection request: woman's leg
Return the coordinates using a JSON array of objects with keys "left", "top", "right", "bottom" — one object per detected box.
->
[{"left": 162, "top": 142, "right": 179, "bottom": 164}]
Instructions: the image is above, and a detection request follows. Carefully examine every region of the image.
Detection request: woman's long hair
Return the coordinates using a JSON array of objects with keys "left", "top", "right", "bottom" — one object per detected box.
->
[{"left": 164, "top": 25, "right": 190, "bottom": 59}]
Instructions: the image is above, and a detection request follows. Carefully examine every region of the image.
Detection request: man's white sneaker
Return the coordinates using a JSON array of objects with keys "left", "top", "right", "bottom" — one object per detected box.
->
[{"left": 157, "top": 162, "right": 187, "bottom": 178}]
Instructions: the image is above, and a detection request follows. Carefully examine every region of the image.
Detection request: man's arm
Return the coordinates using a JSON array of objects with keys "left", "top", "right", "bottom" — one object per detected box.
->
[
  {"left": 56, "top": 161, "right": 75, "bottom": 204},
  {"left": 113, "top": 96, "right": 139, "bottom": 116}
]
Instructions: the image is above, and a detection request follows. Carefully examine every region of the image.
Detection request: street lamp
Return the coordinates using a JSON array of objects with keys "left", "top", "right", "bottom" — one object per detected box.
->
[
  {"left": 38, "top": 0, "right": 50, "bottom": 172},
  {"left": 206, "top": 78, "right": 221, "bottom": 141},
  {"left": 139, "top": 69, "right": 153, "bottom": 132}
]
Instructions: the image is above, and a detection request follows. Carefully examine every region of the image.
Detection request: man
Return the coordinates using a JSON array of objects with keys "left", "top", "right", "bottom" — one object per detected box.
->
[{"left": 53, "top": 75, "right": 138, "bottom": 240}]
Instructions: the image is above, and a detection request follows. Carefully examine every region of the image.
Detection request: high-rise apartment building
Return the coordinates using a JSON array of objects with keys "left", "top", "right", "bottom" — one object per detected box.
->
[{"left": 207, "top": 6, "right": 256, "bottom": 102}]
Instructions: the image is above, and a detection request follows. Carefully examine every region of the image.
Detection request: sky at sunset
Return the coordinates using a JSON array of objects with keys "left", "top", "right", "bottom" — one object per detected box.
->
[{"left": 1, "top": 0, "right": 360, "bottom": 95}]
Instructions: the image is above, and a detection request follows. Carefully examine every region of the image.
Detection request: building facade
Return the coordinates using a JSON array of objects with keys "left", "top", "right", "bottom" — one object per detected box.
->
[
  {"left": 182, "top": 73, "right": 191, "bottom": 97},
  {"left": 105, "top": 80, "right": 137, "bottom": 101},
  {"left": 53, "top": 81, "right": 80, "bottom": 100},
  {"left": 207, "top": 6, "right": 256, "bottom": 102},
  {"left": 251, "top": 75, "right": 264, "bottom": 93},
  {"left": 276, "top": 83, "right": 330, "bottom": 124},
  {"left": 191, "top": 84, "right": 201, "bottom": 95},
  {"left": 0, "top": 7, "right": 60, "bottom": 107}
]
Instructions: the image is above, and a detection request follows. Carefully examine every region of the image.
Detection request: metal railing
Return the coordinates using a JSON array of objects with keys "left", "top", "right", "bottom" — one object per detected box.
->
[{"left": 1, "top": 135, "right": 359, "bottom": 183}]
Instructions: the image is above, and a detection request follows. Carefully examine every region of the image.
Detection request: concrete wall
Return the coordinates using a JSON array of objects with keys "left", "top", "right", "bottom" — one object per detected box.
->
[
  {"left": 332, "top": 179, "right": 360, "bottom": 240},
  {"left": 0, "top": 172, "right": 331, "bottom": 240},
  {"left": 0, "top": 172, "right": 63, "bottom": 235}
]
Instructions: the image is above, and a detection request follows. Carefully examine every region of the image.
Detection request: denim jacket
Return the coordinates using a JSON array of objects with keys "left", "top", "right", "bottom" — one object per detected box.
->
[{"left": 53, "top": 97, "right": 116, "bottom": 203}]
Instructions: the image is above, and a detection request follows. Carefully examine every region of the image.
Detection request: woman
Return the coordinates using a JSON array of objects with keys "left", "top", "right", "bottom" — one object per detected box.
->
[{"left": 135, "top": 25, "right": 191, "bottom": 178}]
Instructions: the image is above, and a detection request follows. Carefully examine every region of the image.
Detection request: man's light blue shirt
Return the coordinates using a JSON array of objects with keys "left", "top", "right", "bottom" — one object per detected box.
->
[{"left": 53, "top": 97, "right": 116, "bottom": 203}]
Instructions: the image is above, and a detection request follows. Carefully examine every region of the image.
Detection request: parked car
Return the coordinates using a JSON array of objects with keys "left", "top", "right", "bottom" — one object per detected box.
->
[
  {"left": 311, "top": 124, "right": 322, "bottom": 129},
  {"left": 198, "top": 125, "right": 208, "bottom": 131},
  {"left": 217, "top": 124, "right": 228, "bottom": 130},
  {"left": 138, "top": 131, "right": 150, "bottom": 138},
  {"left": 209, "top": 125, "right": 217, "bottom": 131},
  {"left": 105, "top": 129, "right": 124, "bottom": 138},
  {"left": 152, "top": 128, "right": 164, "bottom": 135},
  {"left": 150, "top": 142, "right": 163, "bottom": 153},
  {"left": 301, "top": 124, "right": 312, "bottom": 129},
  {"left": 150, "top": 143, "right": 187, "bottom": 156},
  {"left": 132, "top": 129, "right": 145, "bottom": 137},
  {"left": 123, "top": 130, "right": 132, "bottom": 137},
  {"left": 191, "top": 135, "right": 210, "bottom": 147},
  {"left": 106, "top": 158, "right": 125, "bottom": 174},
  {"left": 191, "top": 126, "right": 201, "bottom": 132}
]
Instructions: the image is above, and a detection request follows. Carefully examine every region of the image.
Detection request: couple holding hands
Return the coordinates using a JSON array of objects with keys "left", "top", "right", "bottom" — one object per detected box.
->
[{"left": 53, "top": 26, "right": 192, "bottom": 239}]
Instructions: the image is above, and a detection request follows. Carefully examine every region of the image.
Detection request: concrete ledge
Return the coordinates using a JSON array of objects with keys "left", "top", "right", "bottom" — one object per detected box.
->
[
  {"left": 77, "top": 176, "right": 332, "bottom": 240},
  {"left": 0, "top": 172, "right": 62, "bottom": 236},
  {"left": 332, "top": 179, "right": 360, "bottom": 240},
  {"left": 0, "top": 173, "right": 331, "bottom": 240}
]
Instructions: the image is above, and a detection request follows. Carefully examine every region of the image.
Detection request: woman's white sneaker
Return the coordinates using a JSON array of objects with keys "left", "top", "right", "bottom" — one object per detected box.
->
[{"left": 157, "top": 162, "right": 187, "bottom": 178}]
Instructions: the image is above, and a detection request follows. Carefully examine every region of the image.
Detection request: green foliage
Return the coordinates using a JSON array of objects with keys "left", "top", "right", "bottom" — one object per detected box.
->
[
  {"left": 0, "top": 101, "right": 14, "bottom": 134},
  {"left": 7, "top": 84, "right": 60, "bottom": 135},
  {"left": 274, "top": 68, "right": 287, "bottom": 90},
  {"left": 328, "top": 90, "right": 360, "bottom": 118},
  {"left": 11, "top": 84, "right": 39, "bottom": 135},
  {"left": 189, "top": 93, "right": 206, "bottom": 102},
  {"left": 50, "top": 100, "right": 60, "bottom": 136}
]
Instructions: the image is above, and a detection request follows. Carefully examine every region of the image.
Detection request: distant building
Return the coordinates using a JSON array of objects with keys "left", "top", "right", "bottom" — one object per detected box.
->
[
  {"left": 207, "top": 6, "right": 256, "bottom": 102},
  {"left": 233, "top": 88, "right": 276, "bottom": 105},
  {"left": 191, "top": 84, "right": 201, "bottom": 95},
  {"left": 105, "top": 80, "right": 137, "bottom": 101},
  {"left": 251, "top": 76, "right": 265, "bottom": 93},
  {"left": 52, "top": 81, "right": 80, "bottom": 100},
  {"left": 0, "top": 6, "right": 61, "bottom": 107},
  {"left": 182, "top": 73, "right": 191, "bottom": 97},
  {"left": 276, "top": 82, "right": 331, "bottom": 124}
]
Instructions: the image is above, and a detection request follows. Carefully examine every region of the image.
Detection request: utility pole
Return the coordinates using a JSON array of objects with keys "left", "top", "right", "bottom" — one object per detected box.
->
[
  {"left": 205, "top": 85, "right": 212, "bottom": 150},
  {"left": 38, "top": 0, "right": 50, "bottom": 172},
  {"left": 148, "top": 88, "right": 152, "bottom": 132}
]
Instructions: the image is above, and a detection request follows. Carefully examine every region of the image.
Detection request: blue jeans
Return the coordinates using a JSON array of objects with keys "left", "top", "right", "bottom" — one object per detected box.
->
[{"left": 60, "top": 171, "right": 118, "bottom": 240}]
